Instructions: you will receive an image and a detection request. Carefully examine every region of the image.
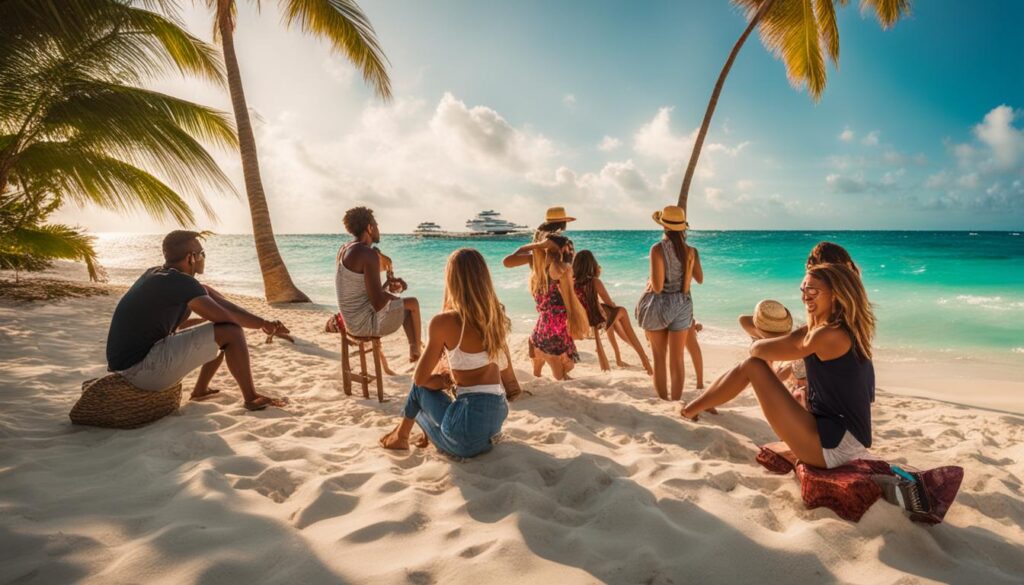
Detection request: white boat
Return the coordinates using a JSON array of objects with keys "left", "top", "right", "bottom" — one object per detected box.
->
[
  {"left": 464, "top": 210, "right": 527, "bottom": 235},
  {"left": 413, "top": 221, "right": 444, "bottom": 236}
]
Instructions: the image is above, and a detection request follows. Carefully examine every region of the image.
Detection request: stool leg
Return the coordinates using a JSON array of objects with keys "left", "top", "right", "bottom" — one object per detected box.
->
[
  {"left": 378, "top": 347, "right": 397, "bottom": 376},
  {"left": 372, "top": 339, "right": 385, "bottom": 402},
  {"left": 358, "top": 341, "right": 370, "bottom": 399},
  {"left": 341, "top": 334, "right": 352, "bottom": 395}
]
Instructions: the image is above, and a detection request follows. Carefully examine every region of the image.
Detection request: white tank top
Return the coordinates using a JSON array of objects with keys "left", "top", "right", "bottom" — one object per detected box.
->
[{"left": 446, "top": 319, "right": 509, "bottom": 371}]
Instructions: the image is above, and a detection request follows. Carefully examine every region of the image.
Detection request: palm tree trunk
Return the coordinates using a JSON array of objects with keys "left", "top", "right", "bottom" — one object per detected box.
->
[
  {"left": 677, "top": 0, "right": 776, "bottom": 211},
  {"left": 217, "top": 11, "right": 310, "bottom": 303}
]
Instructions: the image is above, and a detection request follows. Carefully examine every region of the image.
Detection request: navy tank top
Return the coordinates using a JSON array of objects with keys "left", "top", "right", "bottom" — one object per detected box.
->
[{"left": 804, "top": 346, "right": 875, "bottom": 449}]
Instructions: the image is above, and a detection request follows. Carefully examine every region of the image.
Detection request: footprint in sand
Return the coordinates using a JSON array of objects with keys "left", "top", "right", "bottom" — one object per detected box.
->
[
  {"left": 291, "top": 481, "right": 360, "bottom": 529},
  {"left": 232, "top": 466, "right": 303, "bottom": 503}
]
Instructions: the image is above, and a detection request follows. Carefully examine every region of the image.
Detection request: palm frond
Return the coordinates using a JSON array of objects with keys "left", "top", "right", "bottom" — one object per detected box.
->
[
  {"left": 11, "top": 142, "right": 198, "bottom": 225},
  {"left": 0, "top": 223, "right": 105, "bottom": 281},
  {"left": 815, "top": 0, "right": 840, "bottom": 65},
  {"left": 860, "top": 0, "right": 910, "bottom": 29},
  {"left": 755, "top": 0, "right": 828, "bottom": 100},
  {"left": 280, "top": 0, "right": 392, "bottom": 100}
]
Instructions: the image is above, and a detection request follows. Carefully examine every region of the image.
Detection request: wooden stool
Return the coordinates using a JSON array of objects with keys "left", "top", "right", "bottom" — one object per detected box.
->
[{"left": 340, "top": 331, "right": 396, "bottom": 402}]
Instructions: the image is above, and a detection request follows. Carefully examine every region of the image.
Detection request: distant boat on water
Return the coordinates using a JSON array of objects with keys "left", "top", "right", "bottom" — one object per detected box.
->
[
  {"left": 464, "top": 210, "right": 528, "bottom": 235},
  {"left": 412, "top": 210, "right": 528, "bottom": 238},
  {"left": 413, "top": 222, "right": 444, "bottom": 236}
]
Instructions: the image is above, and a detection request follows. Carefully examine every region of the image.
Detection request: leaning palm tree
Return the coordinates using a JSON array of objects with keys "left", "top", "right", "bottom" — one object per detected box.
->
[
  {"left": 204, "top": 0, "right": 392, "bottom": 303},
  {"left": 677, "top": 0, "right": 911, "bottom": 211},
  {"left": 0, "top": 0, "right": 237, "bottom": 279}
]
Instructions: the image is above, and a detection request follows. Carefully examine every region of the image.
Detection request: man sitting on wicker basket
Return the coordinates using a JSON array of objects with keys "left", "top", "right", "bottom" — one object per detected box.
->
[{"left": 104, "top": 230, "right": 289, "bottom": 411}]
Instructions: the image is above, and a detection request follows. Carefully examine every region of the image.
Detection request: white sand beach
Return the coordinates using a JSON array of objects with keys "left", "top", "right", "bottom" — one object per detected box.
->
[{"left": 2, "top": 273, "right": 1023, "bottom": 585}]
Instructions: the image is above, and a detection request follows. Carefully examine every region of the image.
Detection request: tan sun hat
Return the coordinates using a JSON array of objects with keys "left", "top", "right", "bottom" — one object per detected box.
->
[
  {"left": 545, "top": 206, "right": 576, "bottom": 223},
  {"left": 652, "top": 205, "right": 688, "bottom": 231},
  {"left": 753, "top": 299, "right": 793, "bottom": 334}
]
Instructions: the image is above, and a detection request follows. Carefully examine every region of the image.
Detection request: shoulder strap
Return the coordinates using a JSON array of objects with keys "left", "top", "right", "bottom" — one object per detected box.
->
[{"left": 455, "top": 315, "right": 466, "bottom": 351}]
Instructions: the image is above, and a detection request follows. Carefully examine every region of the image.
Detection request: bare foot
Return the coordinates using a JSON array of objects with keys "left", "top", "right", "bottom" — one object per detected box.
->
[
  {"left": 244, "top": 395, "right": 287, "bottom": 411},
  {"left": 696, "top": 383, "right": 705, "bottom": 390},
  {"left": 189, "top": 388, "right": 221, "bottom": 402},
  {"left": 413, "top": 433, "right": 430, "bottom": 448},
  {"left": 642, "top": 361, "right": 654, "bottom": 376},
  {"left": 615, "top": 359, "right": 630, "bottom": 368},
  {"left": 379, "top": 427, "right": 410, "bottom": 450}
]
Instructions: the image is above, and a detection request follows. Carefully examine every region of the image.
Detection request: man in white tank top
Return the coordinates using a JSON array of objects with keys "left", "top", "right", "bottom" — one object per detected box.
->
[{"left": 336, "top": 207, "right": 423, "bottom": 361}]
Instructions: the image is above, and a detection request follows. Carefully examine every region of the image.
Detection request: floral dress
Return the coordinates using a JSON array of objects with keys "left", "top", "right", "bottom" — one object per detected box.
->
[{"left": 531, "top": 281, "right": 580, "bottom": 362}]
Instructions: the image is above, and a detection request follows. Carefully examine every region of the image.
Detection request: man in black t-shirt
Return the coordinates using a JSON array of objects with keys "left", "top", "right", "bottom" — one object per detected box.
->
[{"left": 105, "top": 231, "right": 288, "bottom": 410}]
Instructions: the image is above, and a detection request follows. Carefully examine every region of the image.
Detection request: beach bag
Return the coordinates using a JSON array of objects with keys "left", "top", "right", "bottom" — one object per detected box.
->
[
  {"left": 69, "top": 374, "right": 182, "bottom": 429},
  {"left": 756, "top": 443, "right": 962, "bottom": 524}
]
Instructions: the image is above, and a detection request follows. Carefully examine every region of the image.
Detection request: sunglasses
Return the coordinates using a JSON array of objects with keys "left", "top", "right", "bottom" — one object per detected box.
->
[{"left": 800, "top": 285, "right": 823, "bottom": 298}]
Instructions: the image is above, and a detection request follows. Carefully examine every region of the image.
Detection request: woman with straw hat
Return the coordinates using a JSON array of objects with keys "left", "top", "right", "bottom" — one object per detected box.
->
[
  {"left": 503, "top": 207, "right": 589, "bottom": 379},
  {"left": 635, "top": 205, "right": 703, "bottom": 401}
]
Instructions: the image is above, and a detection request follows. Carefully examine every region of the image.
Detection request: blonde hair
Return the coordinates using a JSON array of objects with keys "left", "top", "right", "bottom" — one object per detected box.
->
[
  {"left": 806, "top": 263, "right": 876, "bottom": 359},
  {"left": 442, "top": 249, "right": 510, "bottom": 362},
  {"left": 527, "top": 236, "right": 590, "bottom": 339}
]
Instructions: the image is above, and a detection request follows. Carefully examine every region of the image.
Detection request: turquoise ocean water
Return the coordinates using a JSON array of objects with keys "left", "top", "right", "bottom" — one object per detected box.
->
[{"left": 92, "top": 231, "right": 1024, "bottom": 360}]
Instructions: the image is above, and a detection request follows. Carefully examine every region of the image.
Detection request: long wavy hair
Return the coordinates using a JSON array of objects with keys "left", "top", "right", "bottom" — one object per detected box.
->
[
  {"left": 572, "top": 250, "right": 605, "bottom": 326},
  {"left": 529, "top": 233, "right": 572, "bottom": 298},
  {"left": 807, "top": 241, "right": 859, "bottom": 275},
  {"left": 806, "top": 263, "right": 875, "bottom": 360},
  {"left": 442, "top": 249, "right": 510, "bottom": 362},
  {"left": 664, "top": 230, "right": 688, "bottom": 267},
  {"left": 527, "top": 234, "right": 590, "bottom": 339}
]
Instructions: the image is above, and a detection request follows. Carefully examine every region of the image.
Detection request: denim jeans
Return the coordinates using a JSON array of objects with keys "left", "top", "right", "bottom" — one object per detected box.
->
[{"left": 401, "top": 384, "right": 508, "bottom": 458}]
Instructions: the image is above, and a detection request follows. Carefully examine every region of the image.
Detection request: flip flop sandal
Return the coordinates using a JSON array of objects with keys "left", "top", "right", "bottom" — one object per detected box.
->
[{"left": 189, "top": 389, "right": 221, "bottom": 402}]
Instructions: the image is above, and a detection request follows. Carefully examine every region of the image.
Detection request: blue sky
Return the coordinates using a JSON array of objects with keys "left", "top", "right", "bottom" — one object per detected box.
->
[{"left": 61, "top": 0, "right": 1024, "bottom": 232}]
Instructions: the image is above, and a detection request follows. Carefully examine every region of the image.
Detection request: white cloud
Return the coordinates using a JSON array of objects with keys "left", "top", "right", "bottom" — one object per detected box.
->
[
  {"left": 706, "top": 141, "right": 751, "bottom": 157},
  {"left": 430, "top": 92, "right": 555, "bottom": 173},
  {"left": 598, "top": 136, "right": 621, "bottom": 151},
  {"left": 562, "top": 94, "right": 577, "bottom": 109},
  {"left": 861, "top": 130, "right": 881, "bottom": 147},
  {"left": 972, "top": 105, "right": 1023, "bottom": 170},
  {"left": 839, "top": 127, "right": 855, "bottom": 142},
  {"left": 633, "top": 107, "right": 695, "bottom": 163}
]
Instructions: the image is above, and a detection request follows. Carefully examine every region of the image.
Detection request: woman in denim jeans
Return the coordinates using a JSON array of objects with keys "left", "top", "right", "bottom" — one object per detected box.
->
[{"left": 380, "top": 249, "right": 522, "bottom": 458}]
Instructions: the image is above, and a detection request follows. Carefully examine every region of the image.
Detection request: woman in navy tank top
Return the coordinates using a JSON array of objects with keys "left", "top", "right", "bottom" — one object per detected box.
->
[{"left": 681, "top": 263, "right": 876, "bottom": 469}]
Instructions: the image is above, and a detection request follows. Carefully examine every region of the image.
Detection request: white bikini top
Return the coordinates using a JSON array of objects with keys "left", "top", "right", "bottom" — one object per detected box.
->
[{"left": 446, "top": 319, "right": 509, "bottom": 371}]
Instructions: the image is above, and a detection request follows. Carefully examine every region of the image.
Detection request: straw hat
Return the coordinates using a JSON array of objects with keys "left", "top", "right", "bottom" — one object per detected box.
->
[
  {"left": 545, "top": 206, "right": 576, "bottom": 223},
  {"left": 652, "top": 205, "right": 688, "bottom": 231},
  {"left": 753, "top": 299, "right": 793, "bottom": 334}
]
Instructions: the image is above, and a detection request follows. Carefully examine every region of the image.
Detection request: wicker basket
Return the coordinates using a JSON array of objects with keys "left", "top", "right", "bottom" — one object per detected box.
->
[{"left": 69, "top": 374, "right": 182, "bottom": 429}]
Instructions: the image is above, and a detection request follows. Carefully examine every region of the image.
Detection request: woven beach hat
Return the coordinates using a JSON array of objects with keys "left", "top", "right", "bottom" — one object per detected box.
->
[
  {"left": 753, "top": 299, "right": 793, "bottom": 334},
  {"left": 545, "top": 206, "right": 576, "bottom": 223},
  {"left": 652, "top": 205, "right": 688, "bottom": 231}
]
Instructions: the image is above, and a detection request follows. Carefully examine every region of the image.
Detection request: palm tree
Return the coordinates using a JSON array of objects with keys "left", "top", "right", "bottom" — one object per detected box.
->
[
  {"left": 205, "top": 0, "right": 392, "bottom": 303},
  {"left": 677, "top": 0, "right": 911, "bottom": 211},
  {"left": 0, "top": 0, "right": 237, "bottom": 279}
]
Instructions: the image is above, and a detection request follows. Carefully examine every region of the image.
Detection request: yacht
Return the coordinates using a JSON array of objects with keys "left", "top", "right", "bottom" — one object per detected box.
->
[
  {"left": 413, "top": 221, "right": 444, "bottom": 236},
  {"left": 464, "top": 210, "right": 527, "bottom": 235}
]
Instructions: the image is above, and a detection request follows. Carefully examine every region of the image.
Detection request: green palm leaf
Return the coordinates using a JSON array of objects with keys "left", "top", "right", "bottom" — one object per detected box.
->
[
  {"left": 860, "top": 0, "right": 911, "bottom": 28},
  {"left": 11, "top": 141, "right": 199, "bottom": 225},
  {"left": 0, "top": 223, "right": 104, "bottom": 281},
  {"left": 279, "top": 0, "right": 392, "bottom": 99}
]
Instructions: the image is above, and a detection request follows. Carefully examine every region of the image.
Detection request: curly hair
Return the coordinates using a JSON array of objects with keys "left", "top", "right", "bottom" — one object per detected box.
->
[{"left": 343, "top": 206, "right": 375, "bottom": 237}]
